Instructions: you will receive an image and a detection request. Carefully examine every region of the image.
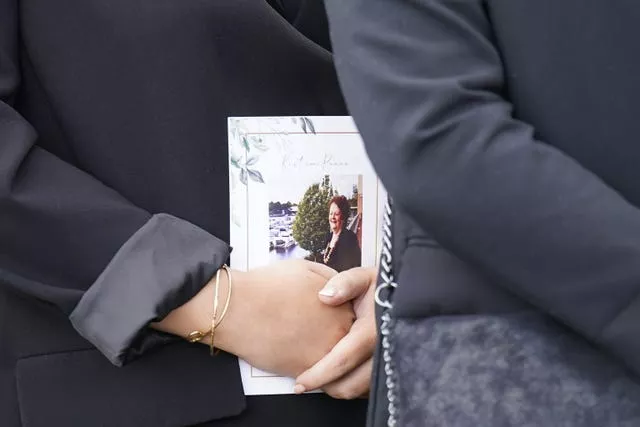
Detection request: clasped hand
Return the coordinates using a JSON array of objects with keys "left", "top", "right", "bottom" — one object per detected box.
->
[
  {"left": 213, "top": 260, "right": 377, "bottom": 398},
  {"left": 295, "top": 266, "right": 378, "bottom": 399}
]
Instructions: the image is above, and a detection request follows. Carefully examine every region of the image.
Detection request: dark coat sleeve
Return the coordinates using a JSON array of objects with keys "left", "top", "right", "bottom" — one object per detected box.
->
[
  {"left": 0, "top": 0, "right": 229, "bottom": 366},
  {"left": 325, "top": 0, "right": 640, "bottom": 375}
]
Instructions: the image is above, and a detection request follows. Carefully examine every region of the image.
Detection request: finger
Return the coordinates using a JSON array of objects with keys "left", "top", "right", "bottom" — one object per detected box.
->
[
  {"left": 318, "top": 267, "right": 376, "bottom": 305},
  {"left": 305, "top": 260, "right": 338, "bottom": 281},
  {"left": 295, "top": 321, "right": 375, "bottom": 392},
  {"left": 323, "top": 358, "right": 373, "bottom": 400}
]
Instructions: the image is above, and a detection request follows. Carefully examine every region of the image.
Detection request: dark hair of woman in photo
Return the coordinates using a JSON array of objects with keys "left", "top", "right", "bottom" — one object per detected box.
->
[{"left": 323, "top": 196, "right": 362, "bottom": 273}]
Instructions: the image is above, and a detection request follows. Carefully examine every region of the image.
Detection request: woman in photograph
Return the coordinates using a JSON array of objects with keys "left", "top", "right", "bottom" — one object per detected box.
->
[
  {"left": 323, "top": 196, "right": 362, "bottom": 272},
  {"left": 0, "top": 1, "right": 367, "bottom": 426}
]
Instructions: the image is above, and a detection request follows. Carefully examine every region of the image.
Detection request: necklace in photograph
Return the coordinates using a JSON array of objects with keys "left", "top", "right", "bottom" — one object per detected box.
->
[{"left": 324, "top": 241, "right": 335, "bottom": 264}]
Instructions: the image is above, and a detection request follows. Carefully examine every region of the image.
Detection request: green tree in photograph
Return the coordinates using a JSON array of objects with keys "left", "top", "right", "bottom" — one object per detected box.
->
[{"left": 292, "top": 177, "right": 335, "bottom": 261}]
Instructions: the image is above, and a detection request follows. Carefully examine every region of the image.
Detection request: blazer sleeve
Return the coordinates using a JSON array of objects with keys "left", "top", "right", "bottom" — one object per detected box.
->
[
  {"left": 325, "top": 0, "right": 640, "bottom": 374},
  {"left": 0, "top": 0, "right": 229, "bottom": 366}
]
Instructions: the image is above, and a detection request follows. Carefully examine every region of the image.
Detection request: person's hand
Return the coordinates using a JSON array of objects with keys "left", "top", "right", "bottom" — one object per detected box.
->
[
  {"left": 294, "top": 266, "right": 378, "bottom": 399},
  {"left": 214, "top": 260, "right": 356, "bottom": 378}
]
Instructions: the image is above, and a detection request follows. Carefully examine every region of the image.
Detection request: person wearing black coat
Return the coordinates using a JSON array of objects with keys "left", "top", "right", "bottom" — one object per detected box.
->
[
  {"left": 309, "top": 1, "right": 640, "bottom": 426},
  {"left": 0, "top": 0, "right": 367, "bottom": 426}
]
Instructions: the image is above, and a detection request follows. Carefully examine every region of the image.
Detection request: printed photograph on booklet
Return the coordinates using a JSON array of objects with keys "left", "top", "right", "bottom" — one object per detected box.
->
[
  {"left": 268, "top": 174, "right": 363, "bottom": 271},
  {"left": 228, "top": 116, "right": 384, "bottom": 394}
]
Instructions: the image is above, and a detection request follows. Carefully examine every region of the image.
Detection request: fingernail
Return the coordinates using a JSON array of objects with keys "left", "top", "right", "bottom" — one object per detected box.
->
[
  {"left": 294, "top": 384, "right": 306, "bottom": 394},
  {"left": 319, "top": 286, "right": 337, "bottom": 297}
]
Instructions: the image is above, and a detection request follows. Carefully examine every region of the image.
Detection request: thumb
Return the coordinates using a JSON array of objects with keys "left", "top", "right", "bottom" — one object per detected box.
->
[{"left": 318, "top": 267, "right": 376, "bottom": 305}]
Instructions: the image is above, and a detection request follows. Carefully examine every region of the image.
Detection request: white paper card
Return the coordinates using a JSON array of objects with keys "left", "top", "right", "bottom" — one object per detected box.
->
[{"left": 228, "top": 116, "right": 385, "bottom": 395}]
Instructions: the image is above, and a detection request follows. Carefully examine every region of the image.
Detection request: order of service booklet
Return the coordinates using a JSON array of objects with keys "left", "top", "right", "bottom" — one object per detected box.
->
[{"left": 228, "top": 116, "right": 386, "bottom": 395}]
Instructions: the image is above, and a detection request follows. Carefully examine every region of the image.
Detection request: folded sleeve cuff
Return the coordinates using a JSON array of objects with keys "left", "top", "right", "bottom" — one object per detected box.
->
[{"left": 69, "top": 213, "right": 230, "bottom": 366}]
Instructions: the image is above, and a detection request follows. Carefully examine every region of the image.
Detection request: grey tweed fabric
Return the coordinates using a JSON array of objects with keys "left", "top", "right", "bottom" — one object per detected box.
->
[{"left": 394, "top": 313, "right": 640, "bottom": 427}]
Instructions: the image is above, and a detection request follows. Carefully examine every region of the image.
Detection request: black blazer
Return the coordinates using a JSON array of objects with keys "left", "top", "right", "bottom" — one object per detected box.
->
[
  {"left": 323, "top": 229, "right": 361, "bottom": 273},
  {"left": 0, "top": 1, "right": 367, "bottom": 426},
  {"left": 325, "top": 0, "right": 640, "bottom": 425}
]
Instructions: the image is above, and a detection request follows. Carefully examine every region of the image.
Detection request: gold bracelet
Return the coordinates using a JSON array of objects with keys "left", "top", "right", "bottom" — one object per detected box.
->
[
  {"left": 209, "top": 267, "right": 222, "bottom": 355},
  {"left": 186, "top": 264, "right": 233, "bottom": 357},
  {"left": 210, "top": 265, "right": 233, "bottom": 355},
  {"left": 217, "top": 265, "right": 232, "bottom": 325}
]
